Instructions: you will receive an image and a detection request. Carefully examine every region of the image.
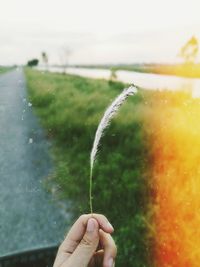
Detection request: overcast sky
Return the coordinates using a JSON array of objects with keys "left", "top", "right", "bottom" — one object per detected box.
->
[{"left": 0, "top": 0, "right": 200, "bottom": 65}]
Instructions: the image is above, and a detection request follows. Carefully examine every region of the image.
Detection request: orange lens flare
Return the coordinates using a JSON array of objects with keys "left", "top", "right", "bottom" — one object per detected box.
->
[{"left": 149, "top": 92, "right": 200, "bottom": 267}]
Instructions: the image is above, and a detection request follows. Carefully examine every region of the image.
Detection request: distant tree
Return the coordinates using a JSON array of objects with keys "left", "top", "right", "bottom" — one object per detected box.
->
[
  {"left": 41, "top": 51, "right": 48, "bottom": 70},
  {"left": 59, "top": 46, "right": 72, "bottom": 74},
  {"left": 27, "top": 59, "right": 39, "bottom": 67},
  {"left": 179, "top": 36, "right": 199, "bottom": 64}
]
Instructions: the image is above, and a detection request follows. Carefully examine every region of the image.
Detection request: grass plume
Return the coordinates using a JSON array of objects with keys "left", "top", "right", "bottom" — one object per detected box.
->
[{"left": 89, "top": 85, "right": 138, "bottom": 213}]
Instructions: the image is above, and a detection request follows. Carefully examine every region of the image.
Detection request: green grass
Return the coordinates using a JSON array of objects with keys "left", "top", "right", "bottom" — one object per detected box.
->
[
  {"left": 0, "top": 66, "right": 14, "bottom": 74},
  {"left": 25, "top": 68, "right": 154, "bottom": 267}
]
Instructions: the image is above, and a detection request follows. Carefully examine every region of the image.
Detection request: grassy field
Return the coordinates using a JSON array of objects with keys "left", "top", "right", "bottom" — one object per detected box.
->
[
  {"left": 0, "top": 66, "right": 14, "bottom": 74},
  {"left": 25, "top": 68, "right": 154, "bottom": 266},
  {"left": 25, "top": 68, "right": 200, "bottom": 266}
]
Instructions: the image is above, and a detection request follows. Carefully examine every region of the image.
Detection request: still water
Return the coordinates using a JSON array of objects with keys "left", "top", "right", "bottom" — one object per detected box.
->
[{"left": 38, "top": 66, "right": 200, "bottom": 98}]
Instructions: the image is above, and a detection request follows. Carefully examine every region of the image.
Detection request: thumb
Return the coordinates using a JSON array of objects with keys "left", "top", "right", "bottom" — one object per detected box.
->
[{"left": 67, "top": 218, "right": 99, "bottom": 267}]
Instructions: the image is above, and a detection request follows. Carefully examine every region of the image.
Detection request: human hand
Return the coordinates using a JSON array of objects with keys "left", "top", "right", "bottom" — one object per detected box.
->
[{"left": 53, "top": 214, "right": 117, "bottom": 267}]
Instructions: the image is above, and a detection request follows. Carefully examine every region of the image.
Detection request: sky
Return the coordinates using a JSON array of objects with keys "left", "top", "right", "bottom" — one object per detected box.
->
[{"left": 0, "top": 0, "right": 200, "bottom": 65}]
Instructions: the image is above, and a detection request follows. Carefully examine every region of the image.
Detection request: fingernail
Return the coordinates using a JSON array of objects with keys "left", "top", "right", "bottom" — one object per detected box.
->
[
  {"left": 87, "top": 218, "right": 95, "bottom": 232},
  {"left": 108, "top": 257, "right": 114, "bottom": 267},
  {"left": 107, "top": 222, "right": 114, "bottom": 231}
]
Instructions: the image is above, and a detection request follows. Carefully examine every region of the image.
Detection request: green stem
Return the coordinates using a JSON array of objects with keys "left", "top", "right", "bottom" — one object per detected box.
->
[{"left": 89, "top": 170, "right": 93, "bottom": 214}]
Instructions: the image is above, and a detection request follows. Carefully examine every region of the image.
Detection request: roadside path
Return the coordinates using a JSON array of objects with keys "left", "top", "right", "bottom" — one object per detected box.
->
[{"left": 0, "top": 69, "right": 68, "bottom": 255}]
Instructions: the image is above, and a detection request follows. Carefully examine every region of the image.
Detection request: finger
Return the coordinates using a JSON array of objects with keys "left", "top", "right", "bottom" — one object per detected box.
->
[
  {"left": 99, "top": 229, "right": 117, "bottom": 267},
  {"left": 66, "top": 218, "right": 99, "bottom": 267},
  {"left": 58, "top": 214, "right": 114, "bottom": 255}
]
